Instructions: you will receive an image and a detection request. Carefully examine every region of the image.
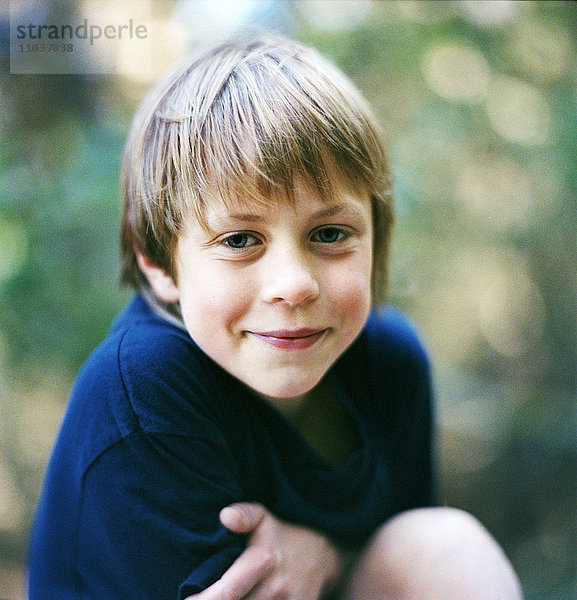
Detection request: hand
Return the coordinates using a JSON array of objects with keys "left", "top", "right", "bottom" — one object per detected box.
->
[{"left": 185, "top": 502, "right": 342, "bottom": 600}]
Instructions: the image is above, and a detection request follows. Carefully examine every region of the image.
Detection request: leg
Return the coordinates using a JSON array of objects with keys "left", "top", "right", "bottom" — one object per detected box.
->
[{"left": 344, "top": 507, "right": 523, "bottom": 600}]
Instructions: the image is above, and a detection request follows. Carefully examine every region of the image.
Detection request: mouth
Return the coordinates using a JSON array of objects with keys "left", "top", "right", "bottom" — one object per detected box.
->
[{"left": 248, "top": 328, "right": 328, "bottom": 350}]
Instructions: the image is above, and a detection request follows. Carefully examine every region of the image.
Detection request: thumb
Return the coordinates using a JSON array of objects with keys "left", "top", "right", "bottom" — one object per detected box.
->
[{"left": 220, "top": 502, "right": 268, "bottom": 533}]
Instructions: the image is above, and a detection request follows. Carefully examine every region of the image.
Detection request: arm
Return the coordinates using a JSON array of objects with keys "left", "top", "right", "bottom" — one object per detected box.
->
[
  {"left": 74, "top": 431, "right": 246, "bottom": 599},
  {"left": 185, "top": 503, "right": 343, "bottom": 600}
]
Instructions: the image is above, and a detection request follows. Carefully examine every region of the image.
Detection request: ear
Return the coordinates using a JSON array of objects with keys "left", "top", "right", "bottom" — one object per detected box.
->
[{"left": 136, "top": 252, "right": 180, "bottom": 304}]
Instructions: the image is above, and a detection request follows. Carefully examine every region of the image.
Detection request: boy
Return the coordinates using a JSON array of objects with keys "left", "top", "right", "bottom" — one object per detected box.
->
[{"left": 28, "top": 35, "right": 522, "bottom": 599}]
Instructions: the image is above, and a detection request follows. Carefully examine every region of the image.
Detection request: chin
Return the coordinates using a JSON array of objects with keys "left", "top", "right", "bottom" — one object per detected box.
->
[{"left": 256, "top": 374, "right": 322, "bottom": 400}]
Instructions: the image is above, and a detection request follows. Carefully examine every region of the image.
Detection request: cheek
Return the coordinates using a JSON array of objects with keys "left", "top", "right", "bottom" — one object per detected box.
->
[
  {"left": 179, "top": 270, "right": 251, "bottom": 335},
  {"left": 343, "top": 280, "right": 372, "bottom": 327},
  {"left": 325, "top": 261, "right": 372, "bottom": 322}
]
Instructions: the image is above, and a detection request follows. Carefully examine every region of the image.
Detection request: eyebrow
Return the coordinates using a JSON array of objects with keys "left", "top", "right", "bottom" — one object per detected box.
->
[
  {"left": 225, "top": 212, "right": 265, "bottom": 223},
  {"left": 225, "top": 203, "right": 363, "bottom": 223},
  {"left": 310, "top": 204, "right": 353, "bottom": 219}
]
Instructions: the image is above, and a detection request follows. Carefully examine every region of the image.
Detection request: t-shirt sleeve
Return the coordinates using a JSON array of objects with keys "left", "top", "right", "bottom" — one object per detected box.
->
[
  {"left": 73, "top": 327, "right": 247, "bottom": 599},
  {"left": 365, "top": 309, "right": 437, "bottom": 511},
  {"left": 77, "top": 430, "right": 244, "bottom": 599}
]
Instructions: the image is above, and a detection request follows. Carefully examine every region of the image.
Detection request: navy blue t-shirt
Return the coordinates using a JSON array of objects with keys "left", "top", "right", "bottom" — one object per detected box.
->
[{"left": 28, "top": 294, "right": 435, "bottom": 599}]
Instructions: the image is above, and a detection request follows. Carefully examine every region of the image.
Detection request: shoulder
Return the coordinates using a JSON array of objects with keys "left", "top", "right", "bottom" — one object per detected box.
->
[
  {"left": 115, "top": 301, "right": 203, "bottom": 386},
  {"left": 71, "top": 295, "right": 225, "bottom": 436},
  {"left": 364, "top": 307, "right": 430, "bottom": 378},
  {"left": 77, "top": 295, "right": 197, "bottom": 388}
]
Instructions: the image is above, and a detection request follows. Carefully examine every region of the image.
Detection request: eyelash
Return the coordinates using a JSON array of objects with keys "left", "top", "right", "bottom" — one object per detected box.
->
[
  {"left": 221, "top": 232, "right": 260, "bottom": 250},
  {"left": 220, "top": 227, "right": 351, "bottom": 251},
  {"left": 311, "top": 227, "right": 349, "bottom": 244}
]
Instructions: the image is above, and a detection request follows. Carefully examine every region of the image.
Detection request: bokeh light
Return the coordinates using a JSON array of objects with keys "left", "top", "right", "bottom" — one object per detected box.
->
[
  {"left": 422, "top": 43, "right": 491, "bottom": 104},
  {"left": 509, "top": 17, "right": 574, "bottom": 83},
  {"left": 476, "top": 252, "right": 546, "bottom": 358},
  {"left": 1, "top": 2, "right": 576, "bottom": 598},
  {"left": 456, "top": 154, "right": 536, "bottom": 229},
  {"left": 459, "top": 0, "right": 519, "bottom": 27},
  {"left": 486, "top": 76, "right": 552, "bottom": 146},
  {"left": 295, "top": 0, "right": 372, "bottom": 31}
]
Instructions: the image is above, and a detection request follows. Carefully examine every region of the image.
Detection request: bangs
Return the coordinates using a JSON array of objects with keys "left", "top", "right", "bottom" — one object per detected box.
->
[
  {"left": 121, "top": 35, "right": 394, "bottom": 301},
  {"left": 150, "top": 37, "right": 387, "bottom": 225}
]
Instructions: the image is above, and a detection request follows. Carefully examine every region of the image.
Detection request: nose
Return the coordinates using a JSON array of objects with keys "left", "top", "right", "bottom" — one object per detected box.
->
[{"left": 261, "top": 249, "right": 320, "bottom": 307}]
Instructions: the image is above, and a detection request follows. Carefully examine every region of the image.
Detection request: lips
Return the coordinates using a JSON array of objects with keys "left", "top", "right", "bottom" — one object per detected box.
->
[{"left": 249, "top": 328, "right": 328, "bottom": 350}]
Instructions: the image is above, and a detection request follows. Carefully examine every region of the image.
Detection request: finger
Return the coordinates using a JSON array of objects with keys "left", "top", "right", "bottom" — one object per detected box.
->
[
  {"left": 220, "top": 502, "right": 268, "bottom": 533},
  {"left": 184, "top": 546, "right": 275, "bottom": 600}
]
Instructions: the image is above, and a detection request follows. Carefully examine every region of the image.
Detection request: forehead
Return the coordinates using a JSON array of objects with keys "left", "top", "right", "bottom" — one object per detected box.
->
[{"left": 193, "top": 177, "right": 372, "bottom": 228}]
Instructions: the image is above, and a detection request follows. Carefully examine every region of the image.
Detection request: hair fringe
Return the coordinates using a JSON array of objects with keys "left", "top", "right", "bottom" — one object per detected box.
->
[{"left": 120, "top": 35, "right": 395, "bottom": 303}]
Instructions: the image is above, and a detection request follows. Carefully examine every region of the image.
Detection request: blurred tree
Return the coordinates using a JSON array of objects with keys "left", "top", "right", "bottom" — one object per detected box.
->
[{"left": 0, "top": 2, "right": 575, "bottom": 598}]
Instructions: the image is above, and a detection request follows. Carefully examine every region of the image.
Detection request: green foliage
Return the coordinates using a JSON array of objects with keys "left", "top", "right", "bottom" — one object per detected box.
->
[
  {"left": 0, "top": 111, "right": 130, "bottom": 376},
  {"left": 0, "top": 2, "right": 575, "bottom": 597}
]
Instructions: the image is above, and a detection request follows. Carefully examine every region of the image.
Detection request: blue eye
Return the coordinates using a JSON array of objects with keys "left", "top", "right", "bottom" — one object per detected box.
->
[
  {"left": 222, "top": 233, "right": 258, "bottom": 249},
  {"left": 312, "top": 227, "right": 346, "bottom": 243}
]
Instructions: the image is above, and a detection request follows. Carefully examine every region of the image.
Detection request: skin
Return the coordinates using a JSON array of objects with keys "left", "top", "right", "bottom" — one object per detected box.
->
[
  {"left": 183, "top": 504, "right": 525, "bottom": 600},
  {"left": 193, "top": 503, "right": 342, "bottom": 600},
  {"left": 138, "top": 179, "right": 373, "bottom": 599},
  {"left": 138, "top": 181, "right": 523, "bottom": 600},
  {"left": 139, "top": 180, "right": 374, "bottom": 414}
]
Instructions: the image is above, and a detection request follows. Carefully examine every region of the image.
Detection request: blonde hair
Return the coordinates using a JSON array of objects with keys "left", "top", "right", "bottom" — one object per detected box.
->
[{"left": 120, "top": 34, "right": 394, "bottom": 302}]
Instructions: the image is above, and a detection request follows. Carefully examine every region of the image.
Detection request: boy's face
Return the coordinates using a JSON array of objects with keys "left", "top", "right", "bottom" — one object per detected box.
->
[{"left": 145, "top": 180, "right": 373, "bottom": 401}]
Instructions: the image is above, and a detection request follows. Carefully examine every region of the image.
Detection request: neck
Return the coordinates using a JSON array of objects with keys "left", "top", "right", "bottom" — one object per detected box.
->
[{"left": 256, "top": 390, "right": 310, "bottom": 423}]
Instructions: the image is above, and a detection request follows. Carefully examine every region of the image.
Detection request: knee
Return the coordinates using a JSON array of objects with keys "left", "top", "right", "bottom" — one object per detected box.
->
[
  {"left": 375, "top": 507, "right": 491, "bottom": 558},
  {"left": 349, "top": 507, "right": 523, "bottom": 600}
]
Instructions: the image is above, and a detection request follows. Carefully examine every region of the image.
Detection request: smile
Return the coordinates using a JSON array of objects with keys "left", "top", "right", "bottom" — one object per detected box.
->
[{"left": 248, "top": 328, "right": 328, "bottom": 350}]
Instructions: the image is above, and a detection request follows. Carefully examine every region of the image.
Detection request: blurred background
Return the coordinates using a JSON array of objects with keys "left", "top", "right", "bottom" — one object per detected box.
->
[{"left": 0, "top": 1, "right": 575, "bottom": 598}]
